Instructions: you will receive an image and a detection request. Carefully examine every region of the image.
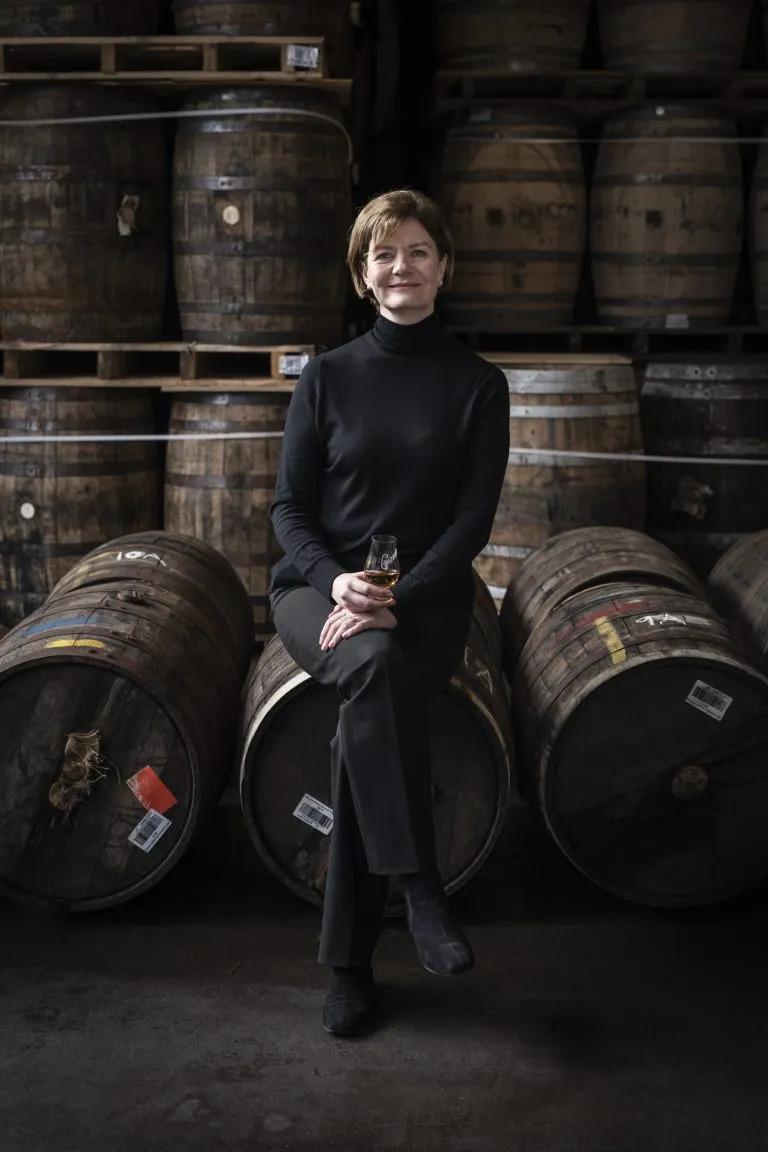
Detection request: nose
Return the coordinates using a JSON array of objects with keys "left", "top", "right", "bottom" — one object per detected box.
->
[{"left": 392, "top": 249, "right": 411, "bottom": 275}]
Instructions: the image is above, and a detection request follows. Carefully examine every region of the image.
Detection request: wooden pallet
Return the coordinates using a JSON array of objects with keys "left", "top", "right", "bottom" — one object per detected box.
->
[
  {"left": 0, "top": 35, "right": 351, "bottom": 94},
  {"left": 0, "top": 341, "right": 314, "bottom": 391},
  {"left": 434, "top": 68, "right": 768, "bottom": 119},
  {"left": 453, "top": 326, "right": 768, "bottom": 358}
]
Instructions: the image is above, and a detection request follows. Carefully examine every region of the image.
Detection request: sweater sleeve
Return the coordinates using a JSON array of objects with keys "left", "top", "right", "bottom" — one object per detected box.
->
[
  {"left": 393, "top": 366, "right": 509, "bottom": 612},
  {"left": 269, "top": 358, "right": 346, "bottom": 600}
]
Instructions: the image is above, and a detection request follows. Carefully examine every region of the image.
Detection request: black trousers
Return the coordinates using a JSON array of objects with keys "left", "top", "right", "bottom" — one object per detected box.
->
[{"left": 270, "top": 585, "right": 471, "bottom": 967}]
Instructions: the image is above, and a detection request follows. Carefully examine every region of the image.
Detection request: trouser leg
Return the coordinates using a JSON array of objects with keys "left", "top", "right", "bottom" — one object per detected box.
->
[
  {"left": 318, "top": 731, "right": 388, "bottom": 967},
  {"left": 270, "top": 586, "right": 470, "bottom": 968}
]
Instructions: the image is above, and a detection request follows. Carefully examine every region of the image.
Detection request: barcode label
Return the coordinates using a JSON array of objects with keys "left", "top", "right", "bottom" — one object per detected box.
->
[
  {"left": 293, "top": 793, "right": 333, "bottom": 835},
  {"left": 128, "top": 808, "right": 172, "bottom": 853},
  {"left": 665, "top": 313, "right": 690, "bottom": 330},
  {"left": 286, "top": 44, "right": 320, "bottom": 70},
  {"left": 685, "top": 680, "right": 733, "bottom": 722},
  {"left": 279, "top": 353, "right": 310, "bottom": 377}
]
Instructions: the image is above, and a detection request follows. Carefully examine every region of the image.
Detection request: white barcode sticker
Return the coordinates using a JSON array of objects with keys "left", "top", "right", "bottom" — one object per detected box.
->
[
  {"left": 279, "top": 353, "right": 310, "bottom": 377},
  {"left": 286, "top": 44, "right": 320, "bottom": 70},
  {"left": 128, "top": 808, "right": 172, "bottom": 853},
  {"left": 665, "top": 314, "right": 690, "bottom": 330},
  {"left": 685, "top": 680, "right": 733, "bottom": 722},
  {"left": 293, "top": 793, "right": 333, "bottom": 835}
]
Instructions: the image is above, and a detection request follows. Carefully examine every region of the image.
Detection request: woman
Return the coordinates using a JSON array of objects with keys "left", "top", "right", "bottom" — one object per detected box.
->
[{"left": 268, "top": 189, "right": 509, "bottom": 1036}]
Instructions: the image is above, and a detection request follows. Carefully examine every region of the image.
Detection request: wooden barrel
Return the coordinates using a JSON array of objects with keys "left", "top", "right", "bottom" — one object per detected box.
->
[
  {"left": 0, "top": 1, "right": 161, "bottom": 33},
  {"left": 500, "top": 526, "right": 701, "bottom": 670},
  {"left": 472, "top": 354, "right": 645, "bottom": 606},
  {"left": 435, "top": 0, "right": 590, "bottom": 71},
  {"left": 164, "top": 392, "right": 289, "bottom": 639},
  {"left": 709, "top": 531, "right": 768, "bottom": 660},
  {"left": 597, "top": 0, "right": 751, "bottom": 72},
  {"left": 436, "top": 108, "right": 586, "bottom": 331},
  {"left": 0, "top": 86, "right": 169, "bottom": 342},
  {"left": 173, "top": 86, "right": 351, "bottom": 346},
  {"left": 640, "top": 359, "right": 768, "bottom": 577},
  {"left": 0, "top": 539, "right": 251, "bottom": 910},
  {"left": 513, "top": 581, "right": 768, "bottom": 906},
  {"left": 749, "top": 129, "right": 768, "bottom": 329},
  {"left": 239, "top": 580, "right": 512, "bottom": 911},
  {"left": 0, "top": 388, "right": 160, "bottom": 625},
  {"left": 172, "top": 1, "right": 353, "bottom": 75},
  {"left": 590, "top": 106, "right": 742, "bottom": 329},
  {"left": 50, "top": 530, "right": 255, "bottom": 675}
]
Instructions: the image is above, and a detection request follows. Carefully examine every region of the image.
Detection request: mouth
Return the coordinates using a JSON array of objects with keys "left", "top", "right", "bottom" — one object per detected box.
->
[{"left": 388, "top": 284, "right": 419, "bottom": 289}]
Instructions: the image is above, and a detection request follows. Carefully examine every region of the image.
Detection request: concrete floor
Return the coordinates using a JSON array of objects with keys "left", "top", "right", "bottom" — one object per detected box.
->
[{"left": 3, "top": 803, "right": 768, "bottom": 1152}]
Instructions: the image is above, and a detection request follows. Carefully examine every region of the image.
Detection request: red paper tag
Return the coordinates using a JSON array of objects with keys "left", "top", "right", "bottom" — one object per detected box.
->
[{"left": 126, "top": 765, "right": 178, "bottom": 815}]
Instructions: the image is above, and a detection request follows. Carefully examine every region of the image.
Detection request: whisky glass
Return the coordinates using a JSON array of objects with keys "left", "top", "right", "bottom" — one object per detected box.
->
[{"left": 363, "top": 534, "right": 400, "bottom": 590}]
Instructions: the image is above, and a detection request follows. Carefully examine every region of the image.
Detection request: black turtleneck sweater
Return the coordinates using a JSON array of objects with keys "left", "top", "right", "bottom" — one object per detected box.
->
[{"left": 268, "top": 312, "right": 510, "bottom": 618}]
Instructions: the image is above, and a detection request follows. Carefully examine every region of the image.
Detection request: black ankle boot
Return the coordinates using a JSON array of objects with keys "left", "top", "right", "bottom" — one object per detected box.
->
[
  {"left": 322, "top": 964, "right": 374, "bottom": 1036},
  {"left": 402, "top": 870, "right": 474, "bottom": 976}
]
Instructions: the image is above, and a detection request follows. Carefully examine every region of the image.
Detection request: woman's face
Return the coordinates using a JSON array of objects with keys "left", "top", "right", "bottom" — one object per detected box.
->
[{"left": 362, "top": 217, "right": 448, "bottom": 324}]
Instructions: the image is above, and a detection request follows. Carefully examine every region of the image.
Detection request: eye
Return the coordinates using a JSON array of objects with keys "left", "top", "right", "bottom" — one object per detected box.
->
[
  {"left": 372, "top": 252, "right": 392, "bottom": 262},
  {"left": 412, "top": 248, "right": 428, "bottom": 256}
]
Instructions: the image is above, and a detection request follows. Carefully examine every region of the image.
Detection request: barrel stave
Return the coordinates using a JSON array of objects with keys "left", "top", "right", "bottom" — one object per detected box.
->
[
  {"left": 437, "top": 109, "right": 586, "bottom": 331},
  {"left": 164, "top": 392, "right": 288, "bottom": 636},
  {"left": 513, "top": 581, "right": 768, "bottom": 906},
  {"left": 0, "top": 86, "right": 169, "bottom": 342},
  {"left": 172, "top": 87, "right": 351, "bottom": 345},
  {"left": 239, "top": 583, "right": 512, "bottom": 909},
  {"left": 591, "top": 107, "right": 742, "bottom": 329}
]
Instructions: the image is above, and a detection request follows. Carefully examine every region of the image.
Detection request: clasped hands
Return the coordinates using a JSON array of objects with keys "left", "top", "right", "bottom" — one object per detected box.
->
[{"left": 319, "top": 571, "right": 398, "bottom": 651}]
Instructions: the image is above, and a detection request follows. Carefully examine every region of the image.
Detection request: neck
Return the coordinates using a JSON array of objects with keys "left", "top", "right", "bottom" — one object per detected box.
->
[
  {"left": 378, "top": 304, "right": 436, "bottom": 325},
  {"left": 370, "top": 310, "right": 445, "bottom": 353}
]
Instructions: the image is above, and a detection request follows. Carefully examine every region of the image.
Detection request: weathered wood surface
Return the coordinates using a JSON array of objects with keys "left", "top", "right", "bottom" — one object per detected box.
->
[
  {"left": 0, "top": 532, "right": 252, "bottom": 909},
  {"left": 474, "top": 355, "right": 645, "bottom": 602},
  {"left": 435, "top": 0, "right": 590, "bottom": 72},
  {"left": 500, "top": 526, "right": 701, "bottom": 670},
  {"left": 590, "top": 107, "right": 743, "bottom": 329},
  {"left": 172, "top": 86, "right": 351, "bottom": 346},
  {"left": 51, "top": 530, "right": 255, "bottom": 675},
  {"left": 641, "top": 359, "right": 768, "bottom": 576},
  {"left": 709, "top": 530, "right": 768, "bottom": 659},
  {"left": 0, "top": 1, "right": 161, "bottom": 35},
  {"left": 0, "top": 387, "right": 160, "bottom": 625},
  {"left": 172, "top": 1, "right": 352, "bottom": 76},
  {"left": 239, "top": 579, "right": 512, "bottom": 912},
  {"left": 513, "top": 580, "right": 768, "bottom": 907},
  {"left": 437, "top": 108, "right": 586, "bottom": 332},
  {"left": 164, "top": 392, "right": 289, "bottom": 636},
  {"left": 597, "top": 0, "right": 752, "bottom": 73},
  {"left": 0, "top": 85, "right": 169, "bottom": 343}
]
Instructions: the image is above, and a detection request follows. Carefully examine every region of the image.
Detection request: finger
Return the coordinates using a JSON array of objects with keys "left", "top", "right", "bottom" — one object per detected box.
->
[
  {"left": 327, "top": 610, "right": 364, "bottom": 648},
  {"left": 353, "top": 575, "right": 395, "bottom": 604},
  {"left": 321, "top": 611, "right": 354, "bottom": 649}
]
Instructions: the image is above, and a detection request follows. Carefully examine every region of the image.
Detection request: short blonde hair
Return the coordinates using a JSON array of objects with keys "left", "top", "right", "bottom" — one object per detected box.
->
[{"left": 346, "top": 189, "right": 455, "bottom": 301}]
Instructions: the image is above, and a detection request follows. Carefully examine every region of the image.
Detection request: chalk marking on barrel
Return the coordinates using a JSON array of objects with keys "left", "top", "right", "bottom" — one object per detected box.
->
[
  {"left": 594, "top": 616, "right": 627, "bottom": 664},
  {"left": 43, "top": 637, "right": 106, "bottom": 650}
]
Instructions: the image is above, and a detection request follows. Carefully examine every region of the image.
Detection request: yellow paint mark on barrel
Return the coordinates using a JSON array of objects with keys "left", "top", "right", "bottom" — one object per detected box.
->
[
  {"left": 594, "top": 616, "right": 627, "bottom": 664},
  {"left": 43, "top": 638, "right": 106, "bottom": 650}
]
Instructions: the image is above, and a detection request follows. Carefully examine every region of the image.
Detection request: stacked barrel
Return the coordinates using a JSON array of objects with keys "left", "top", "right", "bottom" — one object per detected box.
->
[
  {"left": 501, "top": 527, "right": 768, "bottom": 907},
  {"left": 0, "top": 531, "right": 252, "bottom": 909},
  {"left": 0, "top": 2, "right": 359, "bottom": 636},
  {"left": 430, "top": 0, "right": 768, "bottom": 600},
  {"left": 239, "top": 575, "right": 513, "bottom": 910}
]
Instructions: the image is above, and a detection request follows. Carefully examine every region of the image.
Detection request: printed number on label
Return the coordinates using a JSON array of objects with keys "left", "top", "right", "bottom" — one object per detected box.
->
[
  {"left": 293, "top": 793, "right": 333, "bottom": 835},
  {"left": 128, "top": 808, "right": 172, "bottom": 853},
  {"left": 279, "top": 353, "right": 310, "bottom": 377},
  {"left": 286, "top": 44, "right": 320, "bottom": 69},
  {"left": 685, "top": 680, "right": 733, "bottom": 722}
]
